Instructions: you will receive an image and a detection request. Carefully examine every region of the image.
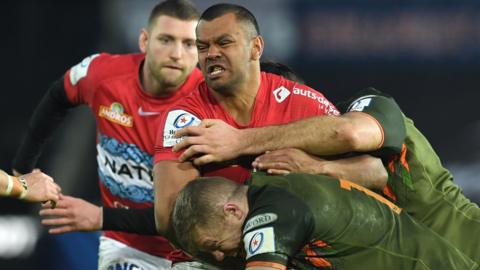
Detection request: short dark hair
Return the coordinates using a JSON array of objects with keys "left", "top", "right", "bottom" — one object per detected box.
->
[
  {"left": 148, "top": 0, "right": 199, "bottom": 28},
  {"left": 199, "top": 3, "right": 260, "bottom": 36},
  {"left": 172, "top": 177, "right": 242, "bottom": 254},
  {"left": 260, "top": 61, "right": 305, "bottom": 84}
]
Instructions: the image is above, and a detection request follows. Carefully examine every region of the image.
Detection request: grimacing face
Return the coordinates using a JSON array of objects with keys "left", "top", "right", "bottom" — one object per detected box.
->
[
  {"left": 195, "top": 13, "right": 254, "bottom": 94},
  {"left": 142, "top": 15, "right": 198, "bottom": 90}
]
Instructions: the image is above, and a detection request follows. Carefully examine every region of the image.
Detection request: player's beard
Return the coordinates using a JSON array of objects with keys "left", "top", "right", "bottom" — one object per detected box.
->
[
  {"left": 151, "top": 62, "right": 189, "bottom": 89},
  {"left": 207, "top": 71, "right": 245, "bottom": 96}
]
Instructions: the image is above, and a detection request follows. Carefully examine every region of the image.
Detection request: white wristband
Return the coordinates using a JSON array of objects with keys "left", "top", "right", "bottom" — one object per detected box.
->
[{"left": 5, "top": 174, "right": 13, "bottom": 195}]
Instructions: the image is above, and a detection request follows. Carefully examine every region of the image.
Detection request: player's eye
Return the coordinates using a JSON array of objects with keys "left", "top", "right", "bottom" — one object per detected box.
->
[
  {"left": 184, "top": 41, "right": 195, "bottom": 49},
  {"left": 218, "top": 39, "right": 232, "bottom": 47},
  {"left": 196, "top": 43, "right": 208, "bottom": 52},
  {"left": 158, "top": 37, "right": 171, "bottom": 44}
]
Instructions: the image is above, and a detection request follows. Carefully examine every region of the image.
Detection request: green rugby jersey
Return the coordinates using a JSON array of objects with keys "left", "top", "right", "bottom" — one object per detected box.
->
[
  {"left": 244, "top": 172, "right": 478, "bottom": 270},
  {"left": 386, "top": 116, "right": 480, "bottom": 263},
  {"left": 341, "top": 88, "right": 480, "bottom": 264}
]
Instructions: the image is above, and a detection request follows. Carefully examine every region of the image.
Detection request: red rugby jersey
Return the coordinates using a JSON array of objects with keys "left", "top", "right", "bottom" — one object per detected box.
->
[
  {"left": 154, "top": 71, "right": 339, "bottom": 182},
  {"left": 64, "top": 53, "right": 202, "bottom": 261}
]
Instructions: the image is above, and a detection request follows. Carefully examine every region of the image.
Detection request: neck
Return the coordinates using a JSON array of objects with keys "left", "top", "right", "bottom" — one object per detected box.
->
[{"left": 211, "top": 66, "right": 261, "bottom": 126}]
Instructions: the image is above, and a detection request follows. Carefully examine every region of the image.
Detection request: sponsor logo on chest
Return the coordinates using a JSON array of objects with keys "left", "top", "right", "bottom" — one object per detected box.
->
[{"left": 99, "top": 102, "right": 133, "bottom": 127}]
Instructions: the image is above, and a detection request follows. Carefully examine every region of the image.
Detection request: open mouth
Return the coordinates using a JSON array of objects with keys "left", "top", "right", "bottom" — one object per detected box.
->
[{"left": 207, "top": 65, "right": 225, "bottom": 77}]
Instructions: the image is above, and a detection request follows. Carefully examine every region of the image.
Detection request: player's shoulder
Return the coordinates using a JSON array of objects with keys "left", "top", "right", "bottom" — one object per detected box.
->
[
  {"left": 68, "top": 52, "right": 143, "bottom": 84},
  {"left": 262, "top": 72, "right": 337, "bottom": 113},
  {"left": 89, "top": 52, "right": 143, "bottom": 75},
  {"left": 262, "top": 71, "right": 323, "bottom": 99},
  {"left": 337, "top": 87, "right": 397, "bottom": 113},
  {"left": 172, "top": 79, "right": 208, "bottom": 109}
]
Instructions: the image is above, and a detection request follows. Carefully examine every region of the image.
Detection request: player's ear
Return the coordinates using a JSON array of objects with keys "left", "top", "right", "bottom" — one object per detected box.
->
[
  {"left": 139, "top": 28, "right": 149, "bottom": 53},
  {"left": 250, "top": 35, "right": 264, "bottom": 61},
  {"left": 224, "top": 203, "right": 243, "bottom": 219}
]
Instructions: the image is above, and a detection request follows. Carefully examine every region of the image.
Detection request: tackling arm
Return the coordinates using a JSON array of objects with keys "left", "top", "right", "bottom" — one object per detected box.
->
[
  {"left": 153, "top": 160, "right": 199, "bottom": 234},
  {"left": 240, "top": 112, "right": 382, "bottom": 157}
]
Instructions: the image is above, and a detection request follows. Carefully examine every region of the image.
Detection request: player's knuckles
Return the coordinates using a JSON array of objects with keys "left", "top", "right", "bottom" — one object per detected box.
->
[{"left": 192, "top": 145, "right": 204, "bottom": 154}]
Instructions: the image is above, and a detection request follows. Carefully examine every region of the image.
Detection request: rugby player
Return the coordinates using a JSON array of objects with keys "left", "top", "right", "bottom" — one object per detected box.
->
[
  {"left": 175, "top": 87, "right": 480, "bottom": 263},
  {"left": 151, "top": 3, "right": 344, "bottom": 236},
  {"left": 14, "top": 1, "right": 205, "bottom": 269},
  {"left": 0, "top": 169, "right": 60, "bottom": 203},
  {"left": 172, "top": 174, "right": 479, "bottom": 270}
]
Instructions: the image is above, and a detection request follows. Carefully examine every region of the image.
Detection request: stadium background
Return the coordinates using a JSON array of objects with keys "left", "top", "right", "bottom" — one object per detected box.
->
[{"left": 1, "top": 0, "right": 479, "bottom": 269}]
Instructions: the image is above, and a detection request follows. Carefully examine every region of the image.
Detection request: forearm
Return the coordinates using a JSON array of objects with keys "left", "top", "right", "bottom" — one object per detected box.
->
[
  {"left": 319, "top": 155, "right": 388, "bottom": 190},
  {"left": 102, "top": 207, "right": 158, "bottom": 235},
  {"left": 13, "top": 76, "right": 74, "bottom": 173},
  {"left": 153, "top": 160, "right": 199, "bottom": 234},
  {"left": 241, "top": 113, "right": 382, "bottom": 157},
  {"left": 0, "top": 170, "right": 27, "bottom": 199}
]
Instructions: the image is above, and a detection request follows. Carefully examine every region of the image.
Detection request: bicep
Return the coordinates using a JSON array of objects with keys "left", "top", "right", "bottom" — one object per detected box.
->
[
  {"left": 153, "top": 160, "right": 199, "bottom": 233},
  {"left": 344, "top": 91, "right": 406, "bottom": 156}
]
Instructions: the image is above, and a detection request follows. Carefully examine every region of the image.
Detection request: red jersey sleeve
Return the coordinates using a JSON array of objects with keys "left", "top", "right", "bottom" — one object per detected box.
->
[{"left": 63, "top": 53, "right": 106, "bottom": 105}]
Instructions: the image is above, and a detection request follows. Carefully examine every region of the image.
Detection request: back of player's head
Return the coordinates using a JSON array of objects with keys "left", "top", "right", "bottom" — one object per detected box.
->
[
  {"left": 148, "top": 0, "right": 199, "bottom": 28},
  {"left": 199, "top": 3, "right": 260, "bottom": 38},
  {"left": 172, "top": 177, "right": 242, "bottom": 254},
  {"left": 260, "top": 61, "right": 305, "bottom": 84}
]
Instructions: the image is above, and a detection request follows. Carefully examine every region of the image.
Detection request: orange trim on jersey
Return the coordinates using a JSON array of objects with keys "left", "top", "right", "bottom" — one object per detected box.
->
[
  {"left": 355, "top": 112, "right": 385, "bottom": 149},
  {"left": 302, "top": 242, "right": 332, "bottom": 268},
  {"left": 246, "top": 261, "right": 286, "bottom": 270},
  {"left": 340, "top": 179, "right": 402, "bottom": 214},
  {"left": 399, "top": 144, "right": 410, "bottom": 172},
  {"left": 382, "top": 184, "right": 397, "bottom": 202},
  {"left": 311, "top": 240, "right": 330, "bottom": 248},
  {"left": 387, "top": 143, "right": 409, "bottom": 174}
]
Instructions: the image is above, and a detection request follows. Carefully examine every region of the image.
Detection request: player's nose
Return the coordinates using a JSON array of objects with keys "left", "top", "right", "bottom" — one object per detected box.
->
[
  {"left": 211, "top": 250, "right": 225, "bottom": 261},
  {"left": 170, "top": 42, "right": 183, "bottom": 60}
]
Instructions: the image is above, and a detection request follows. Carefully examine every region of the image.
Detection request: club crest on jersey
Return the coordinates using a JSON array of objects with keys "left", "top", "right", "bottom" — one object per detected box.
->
[
  {"left": 69, "top": 53, "right": 100, "bottom": 86},
  {"left": 99, "top": 102, "right": 133, "bottom": 127},
  {"left": 174, "top": 113, "right": 197, "bottom": 128},
  {"left": 244, "top": 227, "right": 276, "bottom": 259},
  {"left": 163, "top": 110, "right": 201, "bottom": 147},
  {"left": 347, "top": 95, "right": 377, "bottom": 112},
  {"left": 273, "top": 86, "right": 291, "bottom": 103}
]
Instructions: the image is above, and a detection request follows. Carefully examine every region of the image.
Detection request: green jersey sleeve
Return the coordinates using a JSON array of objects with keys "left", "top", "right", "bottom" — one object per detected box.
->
[
  {"left": 243, "top": 185, "right": 315, "bottom": 269},
  {"left": 337, "top": 87, "right": 406, "bottom": 158}
]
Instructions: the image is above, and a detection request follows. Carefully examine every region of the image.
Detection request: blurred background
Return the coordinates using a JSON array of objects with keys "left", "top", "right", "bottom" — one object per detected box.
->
[{"left": 1, "top": 0, "right": 479, "bottom": 269}]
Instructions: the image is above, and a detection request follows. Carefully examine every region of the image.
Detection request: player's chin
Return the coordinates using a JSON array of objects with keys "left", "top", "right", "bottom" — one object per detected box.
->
[
  {"left": 161, "top": 72, "right": 188, "bottom": 87},
  {"left": 206, "top": 79, "right": 234, "bottom": 95},
  {"left": 161, "top": 68, "right": 184, "bottom": 78}
]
